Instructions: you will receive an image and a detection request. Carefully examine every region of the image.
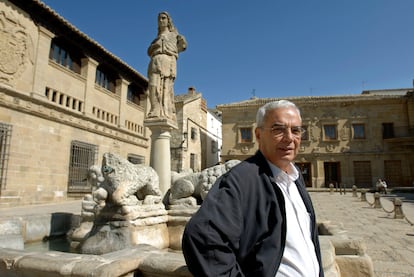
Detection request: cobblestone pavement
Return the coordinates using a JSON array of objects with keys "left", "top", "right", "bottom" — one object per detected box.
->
[{"left": 311, "top": 191, "right": 414, "bottom": 277}]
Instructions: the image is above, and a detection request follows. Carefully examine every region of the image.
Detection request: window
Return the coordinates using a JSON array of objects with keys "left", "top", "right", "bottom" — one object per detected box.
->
[
  {"left": 382, "top": 123, "right": 394, "bottom": 139},
  {"left": 323, "top": 125, "right": 337, "bottom": 140},
  {"left": 127, "top": 154, "right": 145, "bottom": 164},
  {"left": 191, "top": 127, "right": 197, "bottom": 140},
  {"left": 95, "top": 66, "right": 116, "bottom": 92},
  {"left": 68, "top": 141, "right": 98, "bottom": 192},
  {"left": 127, "top": 83, "right": 145, "bottom": 106},
  {"left": 49, "top": 40, "right": 81, "bottom": 73},
  {"left": 0, "top": 123, "right": 12, "bottom": 190},
  {"left": 190, "top": 153, "right": 197, "bottom": 172},
  {"left": 352, "top": 123, "right": 366, "bottom": 139},
  {"left": 240, "top": 127, "right": 253, "bottom": 143},
  {"left": 211, "top": 140, "right": 218, "bottom": 153}
]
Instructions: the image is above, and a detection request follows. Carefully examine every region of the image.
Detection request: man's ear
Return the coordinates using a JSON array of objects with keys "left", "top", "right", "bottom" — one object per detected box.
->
[{"left": 255, "top": 127, "right": 261, "bottom": 141}]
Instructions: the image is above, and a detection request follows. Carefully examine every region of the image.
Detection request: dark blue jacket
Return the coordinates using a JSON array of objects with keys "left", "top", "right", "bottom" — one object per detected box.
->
[{"left": 182, "top": 151, "right": 324, "bottom": 277}]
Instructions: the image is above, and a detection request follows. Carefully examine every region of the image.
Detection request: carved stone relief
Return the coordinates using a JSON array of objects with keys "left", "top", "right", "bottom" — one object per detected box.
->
[
  {"left": 326, "top": 144, "right": 336, "bottom": 152},
  {"left": 339, "top": 125, "right": 349, "bottom": 141},
  {"left": 241, "top": 145, "right": 249, "bottom": 154},
  {"left": 0, "top": 10, "right": 34, "bottom": 84},
  {"left": 310, "top": 123, "right": 321, "bottom": 142},
  {"left": 321, "top": 109, "right": 336, "bottom": 119}
]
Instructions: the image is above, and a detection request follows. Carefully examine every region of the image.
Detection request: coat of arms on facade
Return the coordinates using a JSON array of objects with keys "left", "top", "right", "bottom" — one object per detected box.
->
[{"left": 0, "top": 10, "right": 33, "bottom": 84}]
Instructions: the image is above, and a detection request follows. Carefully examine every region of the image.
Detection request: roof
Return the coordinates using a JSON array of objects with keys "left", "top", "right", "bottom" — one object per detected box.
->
[
  {"left": 362, "top": 88, "right": 412, "bottom": 96},
  {"left": 175, "top": 92, "right": 202, "bottom": 104},
  {"left": 217, "top": 89, "right": 414, "bottom": 109},
  {"left": 12, "top": 0, "right": 147, "bottom": 83},
  {"left": 207, "top": 108, "right": 222, "bottom": 122}
]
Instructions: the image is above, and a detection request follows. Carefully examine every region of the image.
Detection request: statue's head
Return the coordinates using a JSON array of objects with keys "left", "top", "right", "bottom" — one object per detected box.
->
[{"left": 158, "top": 11, "right": 177, "bottom": 34}]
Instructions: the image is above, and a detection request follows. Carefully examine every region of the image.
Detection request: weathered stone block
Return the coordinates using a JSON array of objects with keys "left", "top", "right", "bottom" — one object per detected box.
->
[{"left": 335, "top": 254, "right": 374, "bottom": 277}]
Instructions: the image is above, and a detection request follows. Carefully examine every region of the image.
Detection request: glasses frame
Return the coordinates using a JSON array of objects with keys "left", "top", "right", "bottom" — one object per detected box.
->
[{"left": 260, "top": 124, "right": 306, "bottom": 139}]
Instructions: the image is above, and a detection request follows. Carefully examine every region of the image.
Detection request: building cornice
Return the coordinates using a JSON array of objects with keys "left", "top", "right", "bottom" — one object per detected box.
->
[
  {"left": 9, "top": 0, "right": 148, "bottom": 84},
  {"left": 217, "top": 92, "right": 413, "bottom": 110}
]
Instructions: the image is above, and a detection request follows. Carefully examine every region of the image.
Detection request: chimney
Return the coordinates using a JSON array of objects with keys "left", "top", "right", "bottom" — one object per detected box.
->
[{"left": 188, "top": 87, "right": 196, "bottom": 95}]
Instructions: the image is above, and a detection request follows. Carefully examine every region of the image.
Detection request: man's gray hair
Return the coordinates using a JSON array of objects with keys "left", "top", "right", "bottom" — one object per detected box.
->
[{"left": 256, "top": 100, "right": 302, "bottom": 127}]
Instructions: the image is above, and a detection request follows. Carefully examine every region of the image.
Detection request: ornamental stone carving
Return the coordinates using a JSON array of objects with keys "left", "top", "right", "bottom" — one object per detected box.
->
[
  {"left": 326, "top": 144, "right": 336, "bottom": 152},
  {"left": 0, "top": 10, "right": 34, "bottom": 84},
  {"left": 340, "top": 125, "right": 349, "bottom": 141}
]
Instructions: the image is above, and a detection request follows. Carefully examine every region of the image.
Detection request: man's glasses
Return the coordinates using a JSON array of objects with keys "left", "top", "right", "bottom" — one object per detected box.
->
[{"left": 260, "top": 124, "right": 306, "bottom": 138}]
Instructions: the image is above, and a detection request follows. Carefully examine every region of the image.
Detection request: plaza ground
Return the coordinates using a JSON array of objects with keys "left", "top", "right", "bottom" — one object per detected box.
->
[{"left": 1, "top": 190, "right": 414, "bottom": 276}]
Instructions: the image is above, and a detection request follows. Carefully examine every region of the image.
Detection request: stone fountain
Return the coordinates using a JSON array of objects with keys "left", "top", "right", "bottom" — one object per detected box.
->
[{"left": 70, "top": 153, "right": 240, "bottom": 254}]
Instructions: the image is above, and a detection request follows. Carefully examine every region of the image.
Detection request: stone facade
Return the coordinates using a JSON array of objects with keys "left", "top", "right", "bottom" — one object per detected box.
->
[
  {"left": 0, "top": 0, "right": 219, "bottom": 206},
  {"left": 172, "top": 87, "right": 220, "bottom": 172},
  {"left": 0, "top": 0, "right": 150, "bottom": 205},
  {"left": 219, "top": 90, "right": 414, "bottom": 188}
]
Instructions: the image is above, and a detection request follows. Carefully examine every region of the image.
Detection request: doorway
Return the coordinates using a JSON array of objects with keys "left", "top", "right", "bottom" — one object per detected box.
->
[
  {"left": 296, "top": 162, "right": 312, "bottom": 187},
  {"left": 324, "top": 162, "right": 341, "bottom": 188}
]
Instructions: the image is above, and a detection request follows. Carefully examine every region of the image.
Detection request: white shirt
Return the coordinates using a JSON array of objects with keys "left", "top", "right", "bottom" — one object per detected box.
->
[{"left": 267, "top": 162, "right": 320, "bottom": 277}]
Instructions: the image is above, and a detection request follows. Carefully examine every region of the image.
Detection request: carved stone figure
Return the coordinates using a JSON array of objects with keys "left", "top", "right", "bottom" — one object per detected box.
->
[
  {"left": 101, "top": 152, "right": 162, "bottom": 209},
  {"left": 71, "top": 153, "right": 168, "bottom": 254},
  {"left": 146, "top": 12, "right": 187, "bottom": 120},
  {"left": 169, "top": 160, "right": 241, "bottom": 206}
]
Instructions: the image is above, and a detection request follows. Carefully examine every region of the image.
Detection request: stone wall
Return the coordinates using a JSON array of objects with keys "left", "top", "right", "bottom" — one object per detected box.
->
[{"left": 0, "top": 0, "right": 150, "bottom": 205}]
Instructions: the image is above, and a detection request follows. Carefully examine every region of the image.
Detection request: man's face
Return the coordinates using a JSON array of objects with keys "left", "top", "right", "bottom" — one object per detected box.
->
[{"left": 255, "top": 107, "right": 302, "bottom": 172}]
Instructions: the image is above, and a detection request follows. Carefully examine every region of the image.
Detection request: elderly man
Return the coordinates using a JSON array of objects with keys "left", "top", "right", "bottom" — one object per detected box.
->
[{"left": 182, "top": 100, "right": 324, "bottom": 277}]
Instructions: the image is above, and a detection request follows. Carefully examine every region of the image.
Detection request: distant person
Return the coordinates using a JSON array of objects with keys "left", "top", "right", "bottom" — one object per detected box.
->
[
  {"left": 381, "top": 179, "right": 388, "bottom": 194},
  {"left": 376, "top": 178, "right": 387, "bottom": 194},
  {"left": 146, "top": 11, "right": 187, "bottom": 120},
  {"left": 182, "top": 100, "right": 324, "bottom": 276}
]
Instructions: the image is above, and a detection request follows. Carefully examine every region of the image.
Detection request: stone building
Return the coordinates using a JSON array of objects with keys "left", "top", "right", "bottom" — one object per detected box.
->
[
  {"left": 171, "top": 87, "right": 222, "bottom": 172},
  {"left": 219, "top": 89, "right": 414, "bottom": 189},
  {"left": 0, "top": 0, "right": 149, "bottom": 204}
]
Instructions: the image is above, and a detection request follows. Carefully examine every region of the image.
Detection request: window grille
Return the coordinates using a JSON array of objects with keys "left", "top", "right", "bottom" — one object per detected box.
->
[
  {"left": 68, "top": 141, "right": 98, "bottom": 192},
  {"left": 0, "top": 123, "right": 12, "bottom": 190}
]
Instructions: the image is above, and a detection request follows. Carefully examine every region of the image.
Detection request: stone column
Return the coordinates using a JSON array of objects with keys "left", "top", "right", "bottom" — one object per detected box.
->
[{"left": 145, "top": 119, "right": 178, "bottom": 196}]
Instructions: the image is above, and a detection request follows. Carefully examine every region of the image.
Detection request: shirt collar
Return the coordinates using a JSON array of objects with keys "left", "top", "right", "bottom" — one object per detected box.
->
[{"left": 267, "top": 161, "right": 299, "bottom": 183}]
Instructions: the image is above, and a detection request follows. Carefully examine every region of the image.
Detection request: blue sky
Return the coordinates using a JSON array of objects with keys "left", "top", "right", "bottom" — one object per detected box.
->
[{"left": 42, "top": 0, "right": 414, "bottom": 108}]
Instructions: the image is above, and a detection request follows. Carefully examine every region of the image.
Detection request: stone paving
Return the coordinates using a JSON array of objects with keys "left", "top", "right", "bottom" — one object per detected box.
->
[
  {"left": 311, "top": 191, "right": 414, "bottom": 277},
  {"left": 1, "top": 192, "right": 414, "bottom": 276}
]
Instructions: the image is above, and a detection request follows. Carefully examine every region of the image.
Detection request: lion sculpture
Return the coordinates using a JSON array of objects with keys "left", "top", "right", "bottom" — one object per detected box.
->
[
  {"left": 100, "top": 152, "right": 162, "bottom": 208},
  {"left": 169, "top": 160, "right": 240, "bottom": 206}
]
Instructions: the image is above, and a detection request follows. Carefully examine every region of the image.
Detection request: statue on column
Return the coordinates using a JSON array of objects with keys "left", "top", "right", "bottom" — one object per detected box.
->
[{"left": 146, "top": 12, "right": 187, "bottom": 121}]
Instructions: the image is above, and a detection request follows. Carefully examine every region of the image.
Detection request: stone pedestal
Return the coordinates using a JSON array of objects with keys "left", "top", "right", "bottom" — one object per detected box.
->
[{"left": 145, "top": 118, "right": 178, "bottom": 196}]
